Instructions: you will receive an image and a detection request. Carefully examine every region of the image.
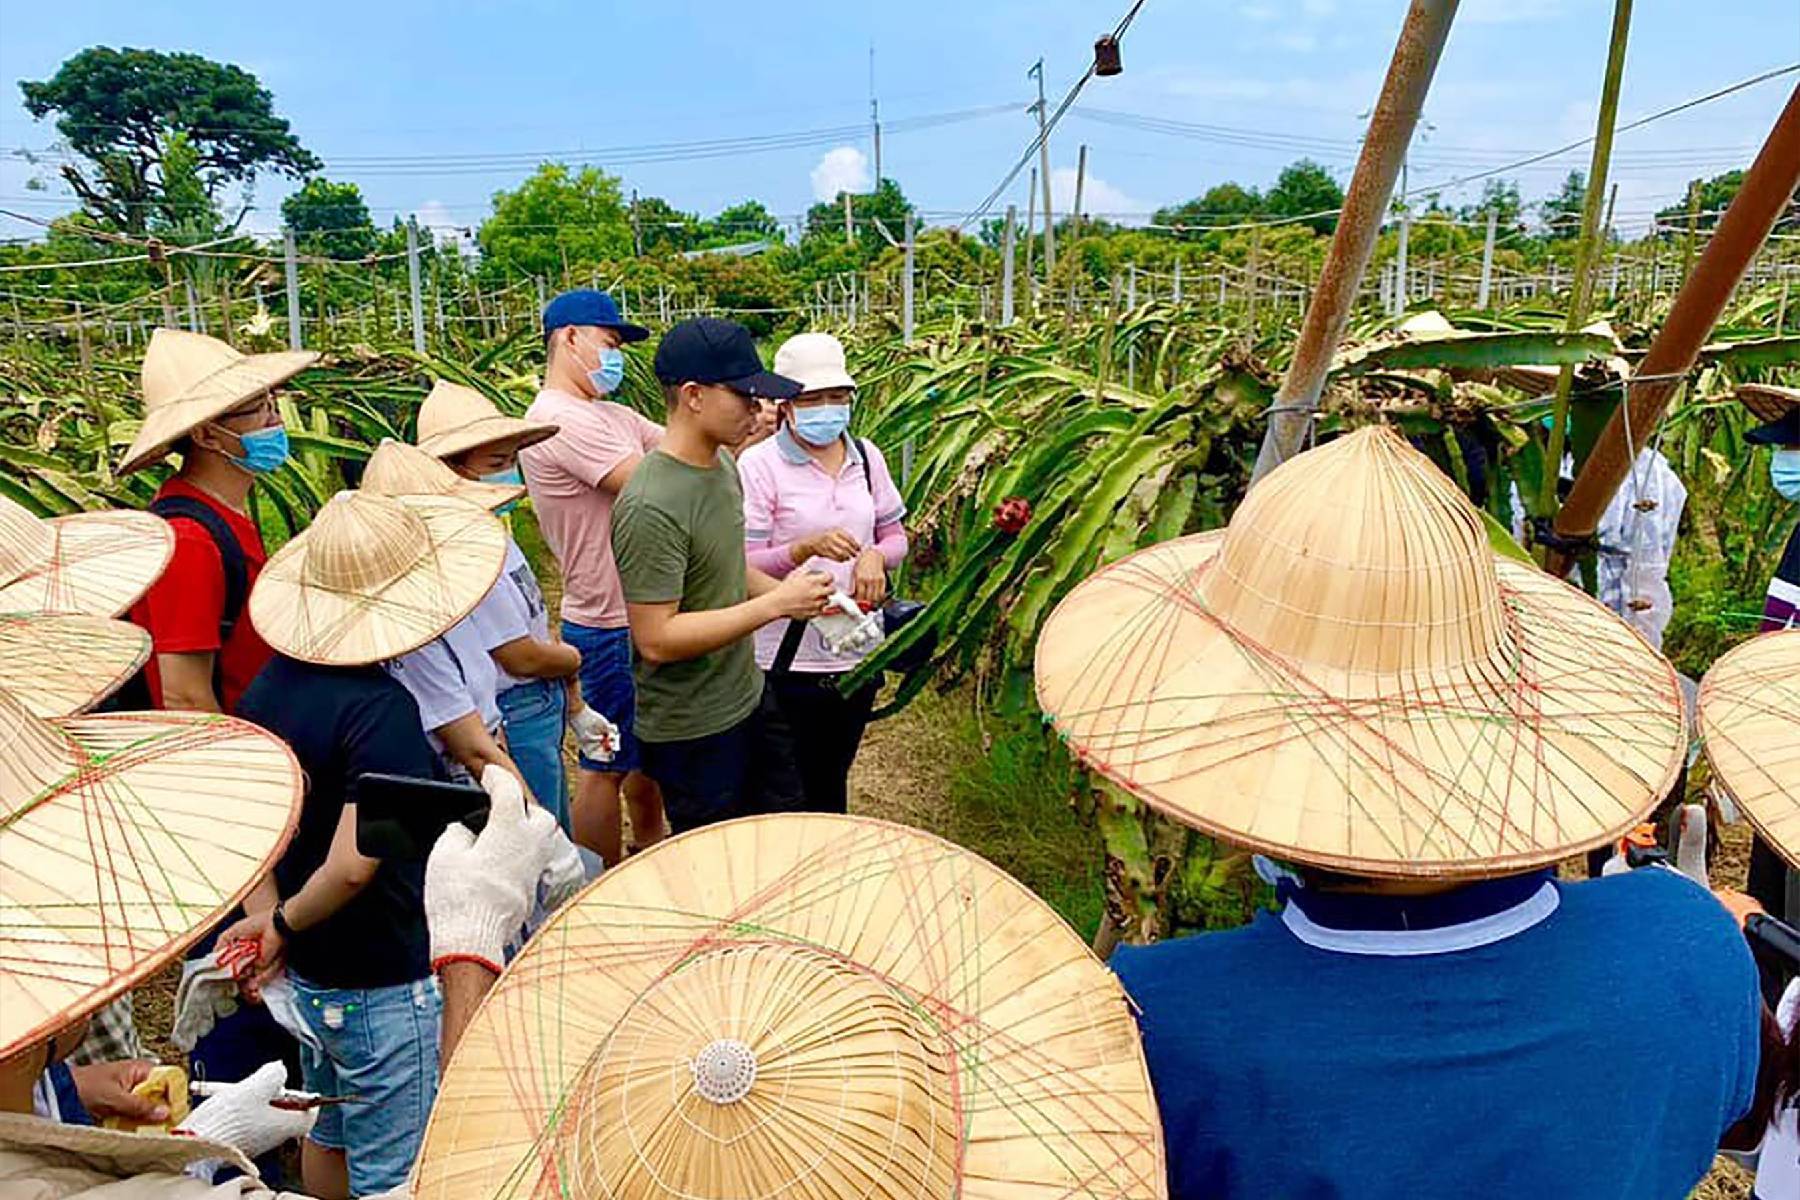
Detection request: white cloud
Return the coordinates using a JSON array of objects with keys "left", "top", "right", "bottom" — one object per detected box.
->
[
  {"left": 1050, "top": 167, "right": 1148, "bottom": 224},
  {"left": 809, "top": 146, "right": 871, "bottom": 202}
]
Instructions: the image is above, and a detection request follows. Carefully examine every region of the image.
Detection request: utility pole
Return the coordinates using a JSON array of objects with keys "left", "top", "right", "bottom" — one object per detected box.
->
[
  {"left": 869, "top": 42, "right": 883, "bottom": 186},
  {"left": 1024, "top": 166, "right": 1038, "bottom": 294},
  {"left": 1073, "top": 144, "right": 1089, "bottom": 237},
  {"left": 844, "top": 190, "right": 855, "bottom": 246},
  {"left": 405, "top": 219, "right": 427, "bottom": 354},
  {"left": 1477, "top": 208, "right": 1497, "bottom": 309},
  {"left": 902, "top": 213, "right": 915, "bottom": 487},
  {"left": 283, "top": 227, "right": 303, "bottom": 350},
  {"left": 630, "top": 189, "right": 643, "bottom": 258},
  {"left": 1029, "top": 59, "right": 1057, "bottom": 281},
  {"left": 1395, "top": 209, "right": 1411, "bottom": 315},
  {"left": 1001, "top": 204, "right": 1017, "bottom": 326}
]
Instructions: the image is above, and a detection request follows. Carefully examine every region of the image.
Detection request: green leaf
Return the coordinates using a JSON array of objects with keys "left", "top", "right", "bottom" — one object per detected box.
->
[{"left": 1330, "top": 331, "right": 1616, "bottom": 378}]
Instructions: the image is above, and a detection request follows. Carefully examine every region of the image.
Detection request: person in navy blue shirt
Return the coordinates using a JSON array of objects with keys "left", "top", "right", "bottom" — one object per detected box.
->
[{"left": 1034, "top": 427, "right": 1775, "bottom": 1200}]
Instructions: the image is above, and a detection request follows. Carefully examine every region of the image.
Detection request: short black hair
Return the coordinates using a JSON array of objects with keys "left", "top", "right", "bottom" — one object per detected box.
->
[{"left": 660, "top": 381, "right": 684, "bottom": 409}]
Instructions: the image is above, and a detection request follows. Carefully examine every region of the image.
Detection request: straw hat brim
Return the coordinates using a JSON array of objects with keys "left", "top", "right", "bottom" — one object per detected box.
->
[
  {"left": 0, "top": 711, "right": 301, "bottom": 1058},
  {"left": 250, "top": 495, "right": 506, "bottom": 666},
  {"left": 119, "top": 349, "right": 319, "bottom": 475},
  {"left": 1036, "top": 532, "right": 1685, "bottom": 878},
  {"left": 0, "top": 614, "right": 150, "bottom": 717},
  {"left": 414, "top": 813, "right": 1165, "bottom": 1200},
  {"left": 0, "top": 510, "right": 174, "bottom": 618},
  {"left": 1698, "top": 630, "right": 1800, "bottom": 869},
  {"left": 1737, "top": 383, "right": 1800, "bottom": 426},
  {"left": 416, "top": 415, "right": 559, "bottom": 462}
]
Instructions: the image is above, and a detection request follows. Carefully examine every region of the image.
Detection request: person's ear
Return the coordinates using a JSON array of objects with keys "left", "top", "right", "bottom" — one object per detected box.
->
[{"left": 189, "top": 422, "right": 231, "bottom": 455}]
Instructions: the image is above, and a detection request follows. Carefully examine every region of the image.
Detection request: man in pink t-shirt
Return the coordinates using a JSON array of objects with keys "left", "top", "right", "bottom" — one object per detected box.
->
[{"left": 519, "top": 289, "right": 666, "bottom": 864}]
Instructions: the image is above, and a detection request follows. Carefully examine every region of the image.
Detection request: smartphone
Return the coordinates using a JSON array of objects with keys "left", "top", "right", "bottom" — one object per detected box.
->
[{"left": 352, "top": 772, "right": 489, "bottom": 860}]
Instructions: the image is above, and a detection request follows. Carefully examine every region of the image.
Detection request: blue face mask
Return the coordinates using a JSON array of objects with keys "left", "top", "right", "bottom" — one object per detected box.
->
[
  {"left": 1773, "top": 449, "right": 1800, "bottom": 502},
  {"left": 483, "top": 467, "right": 524, "bottom": 515},
  {"left": 588, "top": 347, "right": 626, "bottom": 396},
  {"left": 222, "top": 424, "right": 289, "bottom": 475},
  {"left": 791, "top": 404, "right": 851, "bottom": 447}
]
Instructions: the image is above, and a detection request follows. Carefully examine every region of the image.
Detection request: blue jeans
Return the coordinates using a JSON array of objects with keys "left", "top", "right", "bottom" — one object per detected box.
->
[
  {"left": 292, "top": 974, "right": 440, "bottom": 1195},
  {"left": 562, "top": 620, "right": 641, "bottom": 773},
  {"left": 498, "top": 677, "right": 570, "bottom": 835}
]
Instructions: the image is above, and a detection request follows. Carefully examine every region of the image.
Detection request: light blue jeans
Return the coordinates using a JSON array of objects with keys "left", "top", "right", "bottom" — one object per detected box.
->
[
  {"left": 292, "top": 974, "right": 440, "bottom": 1195},
  {"left": 498, "top": 676, "right": 570, "bottom": 835}
]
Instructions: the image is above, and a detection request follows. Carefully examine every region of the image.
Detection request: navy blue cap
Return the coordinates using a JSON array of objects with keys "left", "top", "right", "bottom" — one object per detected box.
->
[
  {"left": 653, "top": 317, "right": 802, "bottom": 400},
  {"left": 1746, "top": 407, "right": 1800, "bottom": 447},
  {"left": 542, "top": 289, "right": 650, "bottom": 343}
]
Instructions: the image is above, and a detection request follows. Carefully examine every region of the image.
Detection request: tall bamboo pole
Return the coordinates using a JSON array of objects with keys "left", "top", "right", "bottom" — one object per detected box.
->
[
  {"left": 1535, "top": 0, "right": 1633, "bottom": 530},
  {"left": 1249, "top": 0, "right": 1461, "bottom": 484}
]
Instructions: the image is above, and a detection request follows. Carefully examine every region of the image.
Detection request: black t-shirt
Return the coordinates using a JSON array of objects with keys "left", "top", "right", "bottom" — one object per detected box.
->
[{"left": 237, "top": 655, "right": 444, "bottom": 988}]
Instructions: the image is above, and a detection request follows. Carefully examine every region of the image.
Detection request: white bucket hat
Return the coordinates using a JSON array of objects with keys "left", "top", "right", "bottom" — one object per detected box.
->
[{"left": 772, "top": 332, "right": 856, "bottom": 394}]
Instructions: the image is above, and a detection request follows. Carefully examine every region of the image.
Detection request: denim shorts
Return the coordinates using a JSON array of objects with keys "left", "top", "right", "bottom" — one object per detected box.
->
[
  {"left": 497, "top": 677, "right": 570, "bottom": 834},
  {"left": 292, "top": 973, "right": 441, "bottom": 1195},
  {"left": 562, "top": 620, "right": 641, "bottom": 773}
]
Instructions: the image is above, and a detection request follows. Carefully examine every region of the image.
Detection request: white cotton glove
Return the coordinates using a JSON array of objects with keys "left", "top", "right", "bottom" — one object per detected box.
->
[
  {"left": 176, "top": 1061, "right": 314, "bottom": 1159},
  {"left": 1670, "top": 803, "right": 1709, "bottom": 885},
  {"left": 568, "top": 704, "right": 619, "bottom": 763},
  {"left": 538, "top": 829, "right": 586, "bottom": 914},
  {"left": 426, "top": 765, "right": 556, "bottom": 973}
]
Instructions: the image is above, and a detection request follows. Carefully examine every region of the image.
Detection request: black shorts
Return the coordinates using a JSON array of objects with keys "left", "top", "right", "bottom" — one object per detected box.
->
[{"left": 639, "top": 678, "right": 805, "bottom": 833}]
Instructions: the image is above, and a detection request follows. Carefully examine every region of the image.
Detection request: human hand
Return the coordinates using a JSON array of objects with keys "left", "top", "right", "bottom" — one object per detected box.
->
[
  {"left": 1713, "top": 888, "right": 1765, "bottom": 930},
  {"left": 796, "top": 529, "right": 860, "bottom": 564},
  {"left": 426, "top": 765, "right": 556, "bottom": 973},
  {"left": 568, "top": 704, "right": 619, "bottom": 763},
  {"left": 851, "top": 548, "right": 887, "bottom": 607},
  {"left": 71, "top": 1059, "right": 168, "bottom": 1126},
  {"left": 539, "top": 828, "right": 586, "bottom": 914},
  {"left": 768, "top": 569, "right": 834, "bottom": 620},
  {"left": 177, "top": 1061, "right": 315, "bottom": 1159},
  {"left": 214, "top": 917, "right": 282, "bottom": 1000}
]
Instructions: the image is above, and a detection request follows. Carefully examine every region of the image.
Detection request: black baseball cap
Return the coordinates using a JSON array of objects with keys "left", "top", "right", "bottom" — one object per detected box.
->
[
  {"left": 1746, "top": 408, "right": 1800, "bottom": 447},
  {"left": 653, "top": 317, "right": 802, "bottom": 400}
]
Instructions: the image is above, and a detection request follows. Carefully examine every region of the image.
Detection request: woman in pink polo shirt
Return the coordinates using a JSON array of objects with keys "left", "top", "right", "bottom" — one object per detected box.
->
[{"left": 737, "top": 333, "right": 908, "bottom": 813}]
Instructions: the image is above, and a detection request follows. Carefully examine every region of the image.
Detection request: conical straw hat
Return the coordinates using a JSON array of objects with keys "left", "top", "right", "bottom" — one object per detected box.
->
[
  {"left": 119, "top": 329, "right": 319, "bottom": 475},
  {"left": 1698, "top": 630, "right": 1800, "bottom": 868},
  {"left": 414, "top": 814, "right": 1166, "bottom": 1200},
  {"left": 0, "top": 683, "right": 302, "bottom": 1058},
  {"left": 0, "top": 613, "right": 149, "bottom": 717},
  {"left": 0, "top": 495, "right": 174, "bottom": 617},
  {"left": 361, "top": 438, "right": 523, "bottom": 512},
  {"left": 1036, "top": 426, "right": 1685, "bottom": 879},
  {"left": 414, "top": 380, "right": 558, "bottom": 462},
  {"left": 250, "top": 490, "right": 505, "bottom": 667},
  {"left": 1738, "top": 383, "right": 1800, "bottom": 425}
]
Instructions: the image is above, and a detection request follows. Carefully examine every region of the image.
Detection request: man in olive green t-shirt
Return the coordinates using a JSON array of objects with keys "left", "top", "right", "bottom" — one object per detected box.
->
[{"left": 613, "top": 317, "right": 833, "bottom": 831}]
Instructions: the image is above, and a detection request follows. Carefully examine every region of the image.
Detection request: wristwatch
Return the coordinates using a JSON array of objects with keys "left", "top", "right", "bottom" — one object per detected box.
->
[{"left": 270, "top": 902, "right": 295, "bottom": 941}]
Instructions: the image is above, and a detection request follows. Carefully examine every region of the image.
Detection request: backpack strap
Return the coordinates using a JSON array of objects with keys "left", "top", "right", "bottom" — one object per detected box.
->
[
  {"left": 857, "top": 438, "right": 874, "bottom": 496},
  {"left": 149, "top": 495, "right": 250, "bottom": 642}
]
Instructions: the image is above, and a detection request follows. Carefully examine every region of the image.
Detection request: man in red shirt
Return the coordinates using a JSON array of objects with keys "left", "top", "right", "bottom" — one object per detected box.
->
[{"left": 120, "top": 329, "right": 317, "bottom": 714}]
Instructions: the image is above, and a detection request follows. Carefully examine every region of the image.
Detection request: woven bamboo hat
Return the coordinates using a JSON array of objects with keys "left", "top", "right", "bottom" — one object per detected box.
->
[
  {"left": 119, "top": 329, "right": 319, "bottom": 475},
  {"left": 0, "top": 495, "right": 174, "bottom": 617},
  {"left": 1698, "top": 630, "right": 1800, "bottom": 868},
  {"left": 361, "top": 438, "right": 524, "bottom": 512},
  {"left": 250, "top": 490, "right": 505, "bottom": 667},
  {"left": 414, "top": 380, "right": 558, "bottom": 462},
  {"left": 414, "top": 814, "right": 1165, "bottom": 1200},
  {"left": 1036, "top": 425, "right": 1685, "bottom": 879},
  {"left": 1737, "top": 383, "right": 1800, "bottom": 426},
  {"left": 0, "top": 682, "right": 302, "bottom": 1058},
  {"left": 0, "top": 613, "right": 149, "bottom": 717}
]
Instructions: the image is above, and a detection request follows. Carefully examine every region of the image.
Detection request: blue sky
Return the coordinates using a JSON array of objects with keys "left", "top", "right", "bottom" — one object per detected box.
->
[{"left": 0, "top": 0, "right": 1794, "bottom": 244}]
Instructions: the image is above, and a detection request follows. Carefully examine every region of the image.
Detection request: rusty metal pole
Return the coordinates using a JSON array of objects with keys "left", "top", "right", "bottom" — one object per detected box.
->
[
  {"left": 1549, "top": 81, "right": 1800, "bottom": 575},
  {"left": 1250, "top": 0, "right": 1461, "bottom": 485}
]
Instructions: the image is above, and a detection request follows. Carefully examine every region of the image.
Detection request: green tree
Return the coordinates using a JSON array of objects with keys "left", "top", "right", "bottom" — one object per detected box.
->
[
  {"left": 1263, "top": 160, "right": 1343, "bottom": 234},
  {"left": 478, "top": 163, "right": 632, "bottom": 279},
  {"left": 1539, "top": 171, "right": 1586, "bottom": 239},
  {"left": 633, "top": 195, "right": 700, "bottom": 255},
  {"left": 281, "top": 177, "right": 376, "bottom": 260},
  {"left": 1459, "top": 179, "right": 1525, "bottom": 236},
  {"left": 19, "top": 47, "right": 319, "bottom": 234},
  {"left": 703, "top": 200, "right": 784, "bottom": 247},
  {"left": 802, "top": 178, "right": 915, "bottom": 261},
  {"left": 1649, "top": 170, "right": 1800, "bottom": 234},
  {"left": 1153, "top": 181, "right": 1264, "bottom": 229}
]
